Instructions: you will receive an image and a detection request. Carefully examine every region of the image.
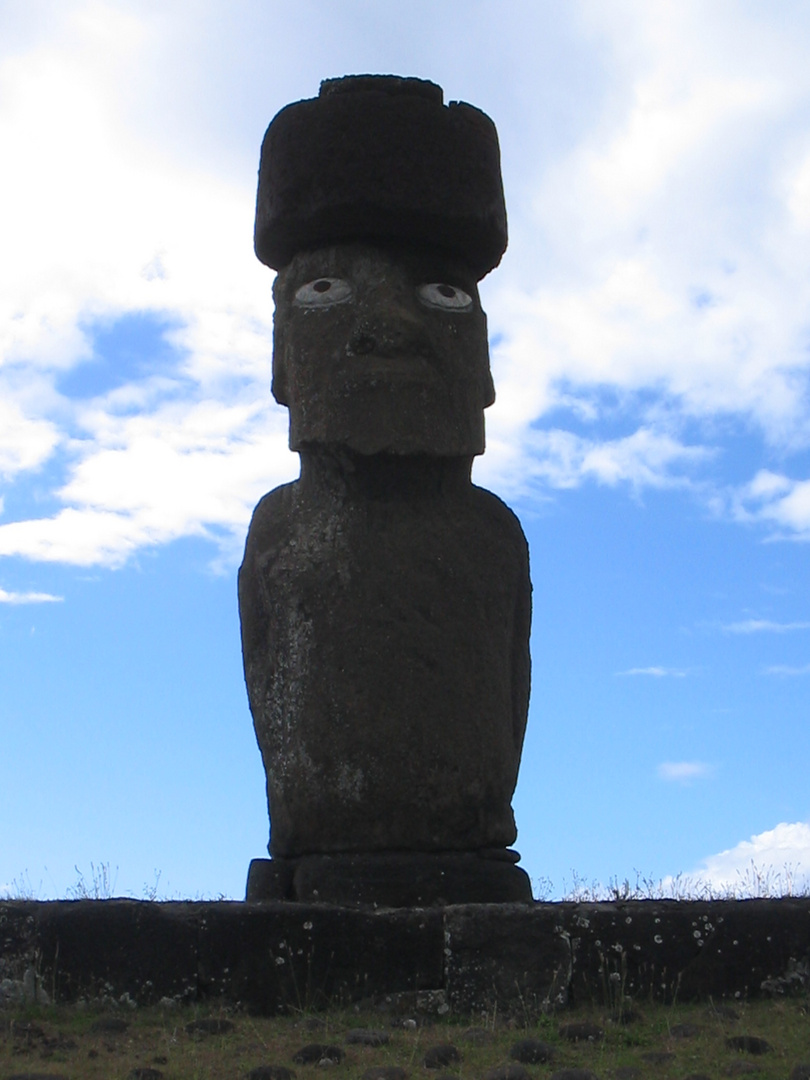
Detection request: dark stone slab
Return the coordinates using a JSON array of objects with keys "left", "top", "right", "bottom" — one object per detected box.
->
[
  {"left": 0, "top": 900, "right": 198, "bottom": 1004},
  {"left": 196, "top": 901, "right": 444, "bottom": 1013},
  {"left": 2, "top": 898, "right": 810, "bottom": 1014},
  {"left": 551, "top": 898, "right": 810, "bottom": 1003},
  {"left": 289, "top": 853, "right": 531, "bottom": 906},
  {"left": 444, "top": 903, "right": 572, "bottom": 1014}
]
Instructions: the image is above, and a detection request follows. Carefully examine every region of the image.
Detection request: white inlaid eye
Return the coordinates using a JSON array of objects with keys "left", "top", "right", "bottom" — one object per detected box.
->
[
  {"left": 417, "top": 283, "right": 473, "bottom": 310},
  {"left": 294, "top": 278, "right": 353, "bottom": 306}
]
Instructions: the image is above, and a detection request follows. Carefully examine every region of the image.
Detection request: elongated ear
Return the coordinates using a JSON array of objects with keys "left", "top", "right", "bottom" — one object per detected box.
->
[
  {"left": 271, "top": 275, "right": 289, "bottom": 406},
  {"left": 482, "top": 368, "right": 496, "bottom": 408},
  {"left": 480, "top": 311, "right": 495, "bottom": 408},
  {"left": 271, "top": 356, "right": 288, "bottom": 406}
]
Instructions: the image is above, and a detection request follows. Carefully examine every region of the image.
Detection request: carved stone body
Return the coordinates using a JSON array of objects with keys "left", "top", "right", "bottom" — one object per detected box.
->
[{"left": 240, "top": 452, "right": 530, "bottom": 859}]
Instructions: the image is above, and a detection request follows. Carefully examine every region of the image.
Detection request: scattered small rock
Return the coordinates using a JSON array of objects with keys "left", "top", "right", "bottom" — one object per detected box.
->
[
  {"left": 185, "top": 1018, "right": 235, "bottom": 1036},
  {"left": 551, "top": 1070, "right": 600, "bottom": 1080},
  {"left": 510, "top": 1038, "right": 555, "bottom": 1064},
  {"left": 391, "top": 1016, "right": 431, "bottom": 1029},
  {"left": 641, "top": 1051, "right": 676, "bottom": 1064},
  {"left": 90, "top": 1016, "right": 129, "bottom": 1034},
  {"left": 486, "top": 1065, "right": 531, "bottom": 1080},
  {"left": 362, "top": 1068, "right": 408, "bottom": 1080},
  {"left": 725, "top": 1037, "right": 772, "bottom": 1055},
  {"left": 152, "top": 1056, "right": 168, "bottom": 1065},
  {"left": 423, "top": 1044, "right": 461, "bottom": 1069},
  {"left": 249, "top": 1068, "right": 296, "bottom": 1080},
  {"left": 292, "top": 1044, "right": 344, "bottom": 1066},
  {"left": 560, "top": 1022, "right": 604, "bottom": 1042},
  {"left": 671, "top": 1024, "right": 702, "bottom": 1039},
  {"left": 346, "top": 1029, "right": 390, "bottom": 1047}
]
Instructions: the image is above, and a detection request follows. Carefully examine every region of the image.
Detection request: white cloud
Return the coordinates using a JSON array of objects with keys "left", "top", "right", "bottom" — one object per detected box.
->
[
  {"left": 477, "top": 422, "right": 709, "bottom": 498},
  {"left": 723, "top": 618, "right": 810, "bottom": 633},
  {"left": 0, "top": 4, "right": 295, "bottom": 569},
  {"left": 4, "top": 2, "right": 810, "bottom": 567},
  {"left": 657, "top": 761, "right": 713, "bottom": 783},
  {"left": 618, "top": 666, "right": 687, "bottom": 677},
  {"left": 0, "top": 399, "right": 296, "bottom": 567},
  {"left": 765, "top": 663, "right": 810, "bottom": 676},
  {"left": 0, "top": 588, "right": 62, "bottom": 604},
  {"left": 0, "top": 399, "right": 60, "bottom": 480},
  {"left": 730, "top": 471, "right": 810, "bottom": 539},
  {"left": 686, "top": 822, "right": 810, "bottom": 895}
]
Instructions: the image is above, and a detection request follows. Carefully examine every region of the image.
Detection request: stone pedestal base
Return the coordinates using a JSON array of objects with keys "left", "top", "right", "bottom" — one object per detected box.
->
[{"left": 246, "top": 851, "right": 533, "bottom": 906}]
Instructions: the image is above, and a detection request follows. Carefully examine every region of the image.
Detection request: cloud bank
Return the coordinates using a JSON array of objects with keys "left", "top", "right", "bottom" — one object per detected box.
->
[
  {"left": 2, "top": 2, "right": 810, "bottom": 569},
  {"left": 687, "top": 822, "right": 810, "bottom": 895}
]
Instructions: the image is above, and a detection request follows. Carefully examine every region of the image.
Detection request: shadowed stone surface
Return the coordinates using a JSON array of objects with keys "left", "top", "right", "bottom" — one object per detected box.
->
[
  {"left": 248, "top": 853, "right": 532, "bottom": 906},
  {"left": 240, "top": 453, "right": 531, "bottom": 864},
  {"left": 3, "top": 899, "right": 808, "bottom": 1014}
]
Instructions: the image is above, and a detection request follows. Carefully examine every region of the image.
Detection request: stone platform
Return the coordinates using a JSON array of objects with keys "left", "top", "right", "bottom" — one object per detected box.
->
[{"left": 2, "top": 899, "right": 808, "bottom": 1015}]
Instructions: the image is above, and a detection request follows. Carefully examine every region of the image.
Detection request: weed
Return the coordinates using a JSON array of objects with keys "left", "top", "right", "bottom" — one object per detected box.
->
[{"left": 66, "top": 862, "right": 119, "bottom": 900}]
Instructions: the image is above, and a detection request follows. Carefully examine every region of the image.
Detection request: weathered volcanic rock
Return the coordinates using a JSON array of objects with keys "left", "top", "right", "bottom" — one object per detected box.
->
[{"left": 240, "top": 453, "right": 530, "bottom": 860}]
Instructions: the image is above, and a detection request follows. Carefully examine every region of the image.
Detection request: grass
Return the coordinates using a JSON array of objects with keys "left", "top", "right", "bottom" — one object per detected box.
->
[
  {"left": 2, "top": 996, "right": 809, "bottom": 1080},
  {"left": 4, "top": 860, "right": 809, "bottom": 904}
]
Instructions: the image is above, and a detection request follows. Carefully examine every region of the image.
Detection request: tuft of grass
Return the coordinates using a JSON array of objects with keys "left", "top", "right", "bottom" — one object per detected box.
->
[
  {"left": 66, "top": 862, "right": 119, "bottom": 901},
  {"left": 544, "top": 862, "right": 810, "bottom": 903}
]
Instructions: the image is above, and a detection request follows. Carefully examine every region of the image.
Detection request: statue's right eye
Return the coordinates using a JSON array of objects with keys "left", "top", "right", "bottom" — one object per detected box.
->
[{"left": 294, "top": 278, "right": 353, "bottom": 306}]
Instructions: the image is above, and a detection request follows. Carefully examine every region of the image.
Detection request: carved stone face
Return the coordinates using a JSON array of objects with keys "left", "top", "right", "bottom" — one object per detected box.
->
[{"left": 272, "top": 243, "right": 495, "bottom": 456}]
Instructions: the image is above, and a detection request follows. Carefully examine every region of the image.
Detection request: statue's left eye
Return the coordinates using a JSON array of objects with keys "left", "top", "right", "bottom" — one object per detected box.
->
[
  {"left": 294, "top": 278, "right": 353, "bottom": 306},
  {"left": 417, "top": 283, "right": 473, "bottom": 310}
]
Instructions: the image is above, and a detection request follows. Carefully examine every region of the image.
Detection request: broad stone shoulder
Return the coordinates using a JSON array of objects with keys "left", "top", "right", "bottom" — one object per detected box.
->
[
  {"left": 469, "top": 483, "right": 528, "bottom": 539},
  {"left": 242, "top": 480, "right": 300, "bottom": 560}
]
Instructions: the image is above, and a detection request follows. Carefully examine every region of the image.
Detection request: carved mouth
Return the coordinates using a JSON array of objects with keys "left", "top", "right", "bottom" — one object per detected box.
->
[{"left": 344, "top": 350, "right": 437, "bottom": 381}]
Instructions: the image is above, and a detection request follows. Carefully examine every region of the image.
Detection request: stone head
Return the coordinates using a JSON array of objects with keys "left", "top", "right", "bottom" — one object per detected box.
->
[
  {"left": 272, "top": 242, "right": 494, "bottom": 455},
  {"left": 255, "top": 75, "right": 508, "bottom": 457}
]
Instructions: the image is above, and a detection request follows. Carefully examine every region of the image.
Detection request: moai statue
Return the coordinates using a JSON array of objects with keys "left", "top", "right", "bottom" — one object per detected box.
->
[{"left": 240, "top": 75, "right": 533, "bottom": 905}]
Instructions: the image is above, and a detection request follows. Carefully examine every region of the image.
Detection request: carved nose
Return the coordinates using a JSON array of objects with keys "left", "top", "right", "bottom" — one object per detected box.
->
[{"left": 348, "top": 317, "right": 431, "bottom": 359}]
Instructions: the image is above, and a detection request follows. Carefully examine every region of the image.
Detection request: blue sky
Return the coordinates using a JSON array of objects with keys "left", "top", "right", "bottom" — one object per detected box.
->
[{"left": 2, "top": 0, "right": 810, "bottom": 900}]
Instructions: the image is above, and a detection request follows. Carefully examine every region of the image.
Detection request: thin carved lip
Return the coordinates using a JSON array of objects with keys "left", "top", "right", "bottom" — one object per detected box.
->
[
  {"left": 345, "top": 354, "right": 440, "bottom": 380},
  {"left": 343, "top": 349, "right": 437, "bottom": 378}
]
